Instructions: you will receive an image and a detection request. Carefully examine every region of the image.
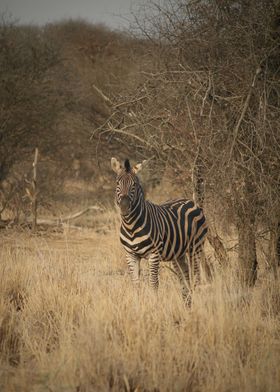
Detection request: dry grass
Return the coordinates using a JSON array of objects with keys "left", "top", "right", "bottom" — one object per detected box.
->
[{"left": 0, "top": 214, "right": 280, "bottom": 392}]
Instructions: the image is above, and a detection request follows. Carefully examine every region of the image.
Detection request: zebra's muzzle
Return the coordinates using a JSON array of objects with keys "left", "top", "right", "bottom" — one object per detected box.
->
[{"left": 119, "top": 195, "right": 131, "bottom": 215}]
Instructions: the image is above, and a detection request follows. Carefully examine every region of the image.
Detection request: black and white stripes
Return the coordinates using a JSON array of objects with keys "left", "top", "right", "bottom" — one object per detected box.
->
[{"left": 111, "top": 157, "right": 208, "bottom": 303}]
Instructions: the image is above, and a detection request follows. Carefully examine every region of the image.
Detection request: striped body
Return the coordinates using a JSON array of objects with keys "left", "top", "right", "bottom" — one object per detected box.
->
[
  {"left": 120, "top": 198, "right": 207, "bottom": 262},
  {"left": 111, "top": 157, "right": 208, "bottom": 304}
]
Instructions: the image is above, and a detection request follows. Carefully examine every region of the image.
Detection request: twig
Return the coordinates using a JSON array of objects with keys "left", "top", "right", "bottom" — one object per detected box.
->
[
  {"left": 92, "top": 84, "right": 113, "bottom": 106},
  {"left": 114, "top": 95, "right": 148, "bottom": 109},
  {"left": 200, "top": 72, "right": 212, "bottom": 116},
  {"left": 228, "top": 67, "right": 262, "bottom": 161}
]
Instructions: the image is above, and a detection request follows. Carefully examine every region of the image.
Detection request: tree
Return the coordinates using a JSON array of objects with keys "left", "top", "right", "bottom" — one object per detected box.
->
[
  {"left": 95, "top": 0, "right": 280, "bottom": 283},
  {"left": 0, "top": 16, "right": 61, "bottom": 184}
]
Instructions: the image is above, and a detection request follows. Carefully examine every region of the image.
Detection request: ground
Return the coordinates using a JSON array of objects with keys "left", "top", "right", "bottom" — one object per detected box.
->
[{"left": 0, "top": 213, "right": 280, "bottom": 392}]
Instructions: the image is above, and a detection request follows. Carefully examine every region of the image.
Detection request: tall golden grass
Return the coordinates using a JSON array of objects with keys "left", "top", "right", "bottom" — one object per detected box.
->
[{"left": 0, "top": 216, "right": 280, "bottom": 392}]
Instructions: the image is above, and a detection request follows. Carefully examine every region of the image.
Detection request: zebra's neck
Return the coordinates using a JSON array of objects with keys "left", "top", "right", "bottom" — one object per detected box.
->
[{"left": 121, "top": 189, "right": 147, "bottom": 227}]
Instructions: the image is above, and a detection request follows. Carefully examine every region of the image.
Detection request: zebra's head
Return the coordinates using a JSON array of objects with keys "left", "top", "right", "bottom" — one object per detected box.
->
[{"left": 111, "top": 157, "right": 147, "bottom": 216}]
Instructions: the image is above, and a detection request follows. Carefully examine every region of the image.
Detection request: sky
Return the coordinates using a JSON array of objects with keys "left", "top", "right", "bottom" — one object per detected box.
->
[{"left": 1, "top": 0, "right": 142, "bottom": 30}]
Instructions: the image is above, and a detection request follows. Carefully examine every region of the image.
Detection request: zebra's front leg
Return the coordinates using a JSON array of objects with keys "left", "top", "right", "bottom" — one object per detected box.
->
[
  {"left": 172, "top": 255, "right": 192, "bottom": 307},
  {"left": 148, "top": 253, "right": 161, "bottom": 289},
  {"left": 126, "top": 252, "right": 141, "bottom": 286}
]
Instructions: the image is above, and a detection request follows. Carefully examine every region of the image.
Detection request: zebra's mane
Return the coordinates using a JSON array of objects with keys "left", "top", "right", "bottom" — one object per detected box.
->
[{"left": 124, "top": 159, "right": 131, "bottom": 172}]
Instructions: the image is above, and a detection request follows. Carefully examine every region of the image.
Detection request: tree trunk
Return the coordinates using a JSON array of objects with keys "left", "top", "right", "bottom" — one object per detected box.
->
[
  {"left": 237, "top": 221, "right": 258, "bottom": 286},
  {"left": 207, "top": 227, "right": 229, "bottom": 266},
  {"left": 269, "top": 221, "right": 280, "bottom": 277},
  {"left": 32, "top": 148, "right": 39, "bottom": 232},
  {"left": 277, "top": 222, "right": 280, "bottom": 267}
]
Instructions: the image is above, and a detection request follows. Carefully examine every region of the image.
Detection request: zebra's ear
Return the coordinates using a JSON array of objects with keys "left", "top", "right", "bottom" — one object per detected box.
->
[
  {"left": 111, "top": 157, "right": 122, "bottom": 175},
  {"left": 133, "top": 160, "right": 147, "bottom": 174}
]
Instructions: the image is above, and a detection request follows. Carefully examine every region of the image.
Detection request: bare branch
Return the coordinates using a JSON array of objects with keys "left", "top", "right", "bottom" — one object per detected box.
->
[
  {"left": 229, "top": 67, "right": 262, "bottom": 161},
  {"left": 26, "top": 205, "right": 104, "bottom": 226}
]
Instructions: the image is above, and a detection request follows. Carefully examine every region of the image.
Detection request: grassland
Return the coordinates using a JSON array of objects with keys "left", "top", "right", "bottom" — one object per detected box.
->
[{"left": 0, "top": 212, "right": 280, "bottom": 392}]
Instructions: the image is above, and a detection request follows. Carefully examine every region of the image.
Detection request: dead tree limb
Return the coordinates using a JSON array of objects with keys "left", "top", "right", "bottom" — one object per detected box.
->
[
  {"left": 229, "top": 67, "right": 262, "bottom": 160},
  {"left": 106, "top": 122, "right": 154, "bottom": 149},
  {"left": 25, "top": 205, "right": 103, "bottom": 227}
]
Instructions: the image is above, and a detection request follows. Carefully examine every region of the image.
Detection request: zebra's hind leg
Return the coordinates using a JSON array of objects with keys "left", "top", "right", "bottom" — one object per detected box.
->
[
  {"left": 172, "top": 255, "right": 192, "bottom": 307},
  {"left": 189, "top": 244, "right": 203, "bottom": 288},
  {"left": 126, "top": 252, "right": 141, "bottom": 286},
  {"left": 148, "top": 253, "right": 161, "bottom": 290}
]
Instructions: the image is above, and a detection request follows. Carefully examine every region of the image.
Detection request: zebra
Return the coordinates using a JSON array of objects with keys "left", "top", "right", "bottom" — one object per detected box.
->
[{"left": 111, "top": 157, "right": 208, "bottom": 304}]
